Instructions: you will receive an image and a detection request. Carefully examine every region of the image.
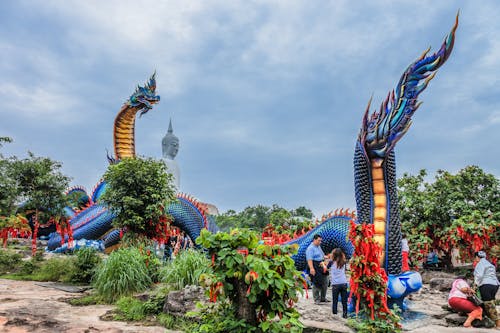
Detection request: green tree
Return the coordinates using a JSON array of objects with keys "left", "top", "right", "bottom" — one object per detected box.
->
[
  {"left": 8, "top": 152, "right": 71, "bottom": 224},
  {"left": 291, "top": 206, "right": 313, "bottom": 219},
  {"left": 399, "top": 166, "right": 500, "bottom": 265},
  {"left": 101, "top": 157, "right": 176, "bottom": 239},
  {"left": 0, "top": 137, "right": 17, "bottom": 217},
  {"left": 197, "top": 229, "right": 304, "bottom": 332},
  {"left": 216, "top": 205, "right": 315, "bottom": 234}
]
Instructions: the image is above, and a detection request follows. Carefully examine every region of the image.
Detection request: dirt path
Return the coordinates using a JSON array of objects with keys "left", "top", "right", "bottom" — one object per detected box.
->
[
  {"left": 0, "top": 279, "right": 170, "bottom": 333},
  {"left": 1, "top": 278, "right": 498, "bottom": 332}
]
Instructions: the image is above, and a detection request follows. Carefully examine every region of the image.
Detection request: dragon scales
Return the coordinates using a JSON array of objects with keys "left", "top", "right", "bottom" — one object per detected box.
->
[{"left": 355, "top": 15, "right": 458, "bottom": 275}]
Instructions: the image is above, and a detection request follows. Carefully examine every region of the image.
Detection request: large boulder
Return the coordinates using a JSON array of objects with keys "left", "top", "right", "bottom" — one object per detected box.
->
[
  {"left": 429, "top": 278, "right": 455, "bottom": 291},
  {"left": 163, "top": 285, "right": 206, "bottom": 316}
]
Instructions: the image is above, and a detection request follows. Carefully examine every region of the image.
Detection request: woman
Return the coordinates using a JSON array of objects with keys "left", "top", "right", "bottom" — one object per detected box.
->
[
  {"left": 448, "top": 278, "right": 482, "bottom": 327},
  {"left": 474, "top": 251, "right": 500, "bottom": 328},
  {"left": 328, "top": 248, "right": 348, "bottom": 318}
]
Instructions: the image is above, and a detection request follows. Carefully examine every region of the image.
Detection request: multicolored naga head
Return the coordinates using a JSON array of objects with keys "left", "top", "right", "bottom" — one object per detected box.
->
[
  {"left": 127, "top": 72, "right": 160, "bottom": 115},
  {"left": 359, "top": 13, "right": 458, "bottom": 159}
]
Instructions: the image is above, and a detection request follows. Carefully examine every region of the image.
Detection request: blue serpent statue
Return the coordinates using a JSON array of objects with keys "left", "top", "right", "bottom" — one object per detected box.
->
[{"left": 47, "top": 15, "right": 458, "bottom": 306}]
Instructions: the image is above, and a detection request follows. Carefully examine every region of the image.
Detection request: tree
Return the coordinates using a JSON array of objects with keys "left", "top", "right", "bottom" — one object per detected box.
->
[
  {"left": 216, "top": 205, "right": 315, "bottom": 234},
  {"left": 0, "top": 137, "right": 16, "bottom": 217},
  {"left": 398, "top": 166, "right": 500, "bottom": 265},
  {"left": 101, "top": 157, "right": 177, "bottom": 239},
  {"left": 197, "top": 229, "right": 304, "bottom": 332},
  {"left": 291, "top": 206, "right": 313, "bottom": 219},
  {"left": 8, "top": 152, "right": 71, "bottom": 222}
]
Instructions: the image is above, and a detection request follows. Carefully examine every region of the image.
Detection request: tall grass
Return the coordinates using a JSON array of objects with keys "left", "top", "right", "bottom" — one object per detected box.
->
[
  {"left": 32, "top": 256, "right": 74, "bottom": 282},
  {"left": 160, "top": 249, "right": 212, "bottom": 290},
  {"left": 93, "top": 247, "right": 152, "bottom": 302}
]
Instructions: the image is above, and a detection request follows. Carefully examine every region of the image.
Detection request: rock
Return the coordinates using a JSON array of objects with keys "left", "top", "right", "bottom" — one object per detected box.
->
[
  {"left": 429, "top": 278, "right": 454, "bottom": 291},
  {"left": 163, "top": 285, "right": 206, "bottom": 316},
  {"left": 420, "top": 271, "right": 456, "bottom": 284},
  {"left": 444, "top": 313, "right": 466, "bottom": 326}
]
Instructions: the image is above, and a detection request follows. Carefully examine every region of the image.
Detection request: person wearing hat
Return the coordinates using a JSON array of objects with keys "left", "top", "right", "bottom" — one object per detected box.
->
[{"left": 474, "top": 250, "right": 500, "bottom": 328}]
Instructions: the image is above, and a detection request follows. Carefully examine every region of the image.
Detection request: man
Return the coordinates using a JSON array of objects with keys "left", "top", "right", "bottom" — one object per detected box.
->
[{"left": 306, "top": 234, "right": 329, "bottom": 304}]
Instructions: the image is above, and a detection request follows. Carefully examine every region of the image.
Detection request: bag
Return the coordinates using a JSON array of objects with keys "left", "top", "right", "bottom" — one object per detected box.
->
[{"left": 467, "top": 294, "right": 483, "bottom": 306}]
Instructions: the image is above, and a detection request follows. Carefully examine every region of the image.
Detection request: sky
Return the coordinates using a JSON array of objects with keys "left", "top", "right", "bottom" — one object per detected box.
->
[{"left": 1, "top": 1, "right": 499, "bottom": 218}]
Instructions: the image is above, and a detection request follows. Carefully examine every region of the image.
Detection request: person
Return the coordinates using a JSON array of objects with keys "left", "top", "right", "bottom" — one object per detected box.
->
[
  {"left": 401, "top": 233, "right": 410, "bottom": 272},
  {"left": 424, "top": 248, "right": 439, "bottom": 269},
  {"left": 448, "top": 277, "right": 483, "bottom": 327},
  {"left": 474, "top": 250, "right": 500, "bottom": 328},
  {"left": 306, "top": 234, "right": 329, "bottom": 304},
  {"left": 328, "top": 248, "right": 348, "bottom": 318}
]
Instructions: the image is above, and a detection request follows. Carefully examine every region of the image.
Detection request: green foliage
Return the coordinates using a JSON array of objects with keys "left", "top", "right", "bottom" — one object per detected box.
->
[
  {"left": 216, "top": 204, "right": 314, "bottom": 233},
  {"left": 348, "top": 312, "right": 402, "bottom": 333},
  {"left": 68, "top": 293, "right": 105, "bottom": 306},
  {"left": 92, "top": 247, "right": 152, "bottom": 302},
  {"left": 8, "top": 152, "right": 71, "bottom": 221},
  {"left": 196, "top": 228, "right": 305, "bottom": 332},
  {"left": 31, "top": 256, "right": 74, "bottom": 282},
  {"left": 161, "top": 248, "right": 213, "bottom": 290},
  {"left": 101, "top": 157, "right": 176, "bottom": 237},
  {"left": 187, "top": 301, "right": 253, "bottom": 333},
  {"left": 399, "top": 166, "right": 500, "bottom": 263},
  {"left": 69, "top": 247, "right": 102, "bottom": 284},
  {"left": 0, "top": 249, "right": 22, "bottom": 275},
  {"left": 114, "top": 292, "right": 165, "bottom": 321},
  {"left": 114, "top": 296, "right": 150, "bottom": 321},
  {"left": 157, "top": 313, "right": 193, "bottom": 330}
]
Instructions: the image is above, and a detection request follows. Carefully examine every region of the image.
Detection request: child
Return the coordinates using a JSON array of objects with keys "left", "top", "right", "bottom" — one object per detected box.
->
[{"left": 328, "top": 248, "right": 348, "bottom": 318}]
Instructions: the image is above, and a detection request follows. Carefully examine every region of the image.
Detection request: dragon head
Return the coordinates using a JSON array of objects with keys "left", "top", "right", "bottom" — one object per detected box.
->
[
  {"left": 359, "top": 13, "right": 458, "bottom": 160},
  {"left": 127, "top": 72, "right": 160, "bottom": 115}
]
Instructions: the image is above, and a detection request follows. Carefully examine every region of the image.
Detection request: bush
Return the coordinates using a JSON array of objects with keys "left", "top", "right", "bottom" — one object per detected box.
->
[
  {"left": 143, "top": 249, "right": 162, "bottom": 283},
  {"left": 161, "top": 249, "right": 212, "bottom": 290},
  {"left": 68, "top": 293, "right": 105, "bottom": 306},
  {"left": 93, "top": 247, "right": 152, "bottom": 302},
  {"left": 32, "top": 256, "right": 75, "bottom": 282},
  {"left": 0, "top": 250, "right": 22, "bottom": 275},
  {"left": 69, "top": 247, "right": 102, "bottom": 284},
  {"left": 114, "top": 296, "right": 149, "bottom": 321},
  {"left": 196, "top": 229, "right": 305, "bottom": 332}
]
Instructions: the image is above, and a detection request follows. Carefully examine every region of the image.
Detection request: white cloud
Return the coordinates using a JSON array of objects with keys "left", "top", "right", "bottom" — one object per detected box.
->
[{"left": 0, "top": 83, "right": 81, "bottom": 124}]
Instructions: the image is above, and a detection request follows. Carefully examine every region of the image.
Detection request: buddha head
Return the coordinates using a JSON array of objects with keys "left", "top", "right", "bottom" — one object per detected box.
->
[{"left": 162, "top": 119, "right": 179, "bottom": 160}]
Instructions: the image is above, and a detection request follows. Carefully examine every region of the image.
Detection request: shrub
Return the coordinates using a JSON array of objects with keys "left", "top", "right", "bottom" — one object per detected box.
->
[
  {"left": 69, "top": 247, "right": 102, "bottom": 284},
  {"left": 114, "top": 296, "right": 149, "bottom": 321},
  {"left": 161, "top": 248, "right": 212, "bottom": 290},
  {"left": 0, "top": 250, "right": 22, "bottom": 275},
  {"left": 68, "top": 293, "right": 105, "bottom": 306},
  {"left": 32, "top": 256, "right": 75, "bottom": 282},
  {"left": 93, "top": 247, "right": 152, "bottom": 302},
  {"left": 196, "top": 229, "right": 305, "bottom": 332}
]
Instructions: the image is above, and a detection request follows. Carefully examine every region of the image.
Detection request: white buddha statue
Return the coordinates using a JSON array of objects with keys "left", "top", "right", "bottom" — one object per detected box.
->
[{"left": 162, "top": 119, "right": 180, "bottom": 191}]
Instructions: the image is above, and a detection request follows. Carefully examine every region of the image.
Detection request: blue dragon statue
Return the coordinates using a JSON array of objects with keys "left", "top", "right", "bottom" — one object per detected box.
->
[{"left": 48, "top": 14, "right": 458, "bottom": 307}]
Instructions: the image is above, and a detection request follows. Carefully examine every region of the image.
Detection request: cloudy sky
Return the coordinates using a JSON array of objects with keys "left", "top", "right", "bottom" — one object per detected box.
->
[{"left": 1, "top": 1, "right": 498, "bottom": 217}]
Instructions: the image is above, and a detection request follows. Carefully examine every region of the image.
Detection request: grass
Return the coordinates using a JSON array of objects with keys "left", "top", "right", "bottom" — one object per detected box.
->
[
  {"left": 92, "top": 247, "right": 152, "bottom": 302},
  {"left": 160, "top": 249, "right": 212, "bottom": 290}
]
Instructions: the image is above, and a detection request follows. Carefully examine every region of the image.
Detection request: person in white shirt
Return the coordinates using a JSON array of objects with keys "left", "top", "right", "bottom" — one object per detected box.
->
[
  {"left": 474, "top": 250, "right": 499, "bottom": 328},
  {"left": 327, "top": 248, "right": 348, "bottom": 318},
  {"left": 401, "top": 233, "right": 410, "bottom": 272}
]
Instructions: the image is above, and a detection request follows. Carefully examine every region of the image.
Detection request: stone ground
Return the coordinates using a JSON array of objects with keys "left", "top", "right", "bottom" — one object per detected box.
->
[
  {"left": 0, "top": 274, "right": 499, "bottom": 332},
  {"left": 295, "top": 271, "right": 500, "bottom": 332}
]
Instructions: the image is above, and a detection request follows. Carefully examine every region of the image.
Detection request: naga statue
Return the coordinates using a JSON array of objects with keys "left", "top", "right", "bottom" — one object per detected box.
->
[
  {"left": 48, "top": 14, "right": 458, "bottom": 307},
  {"left": 47, "top": 74, "right": 218, "bottom": 251}
]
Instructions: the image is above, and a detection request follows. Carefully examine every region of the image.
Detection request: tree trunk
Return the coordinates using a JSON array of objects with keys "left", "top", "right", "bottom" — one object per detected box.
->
[{"left": 234, "top": 278, "right": 257, "bottom": 326}]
